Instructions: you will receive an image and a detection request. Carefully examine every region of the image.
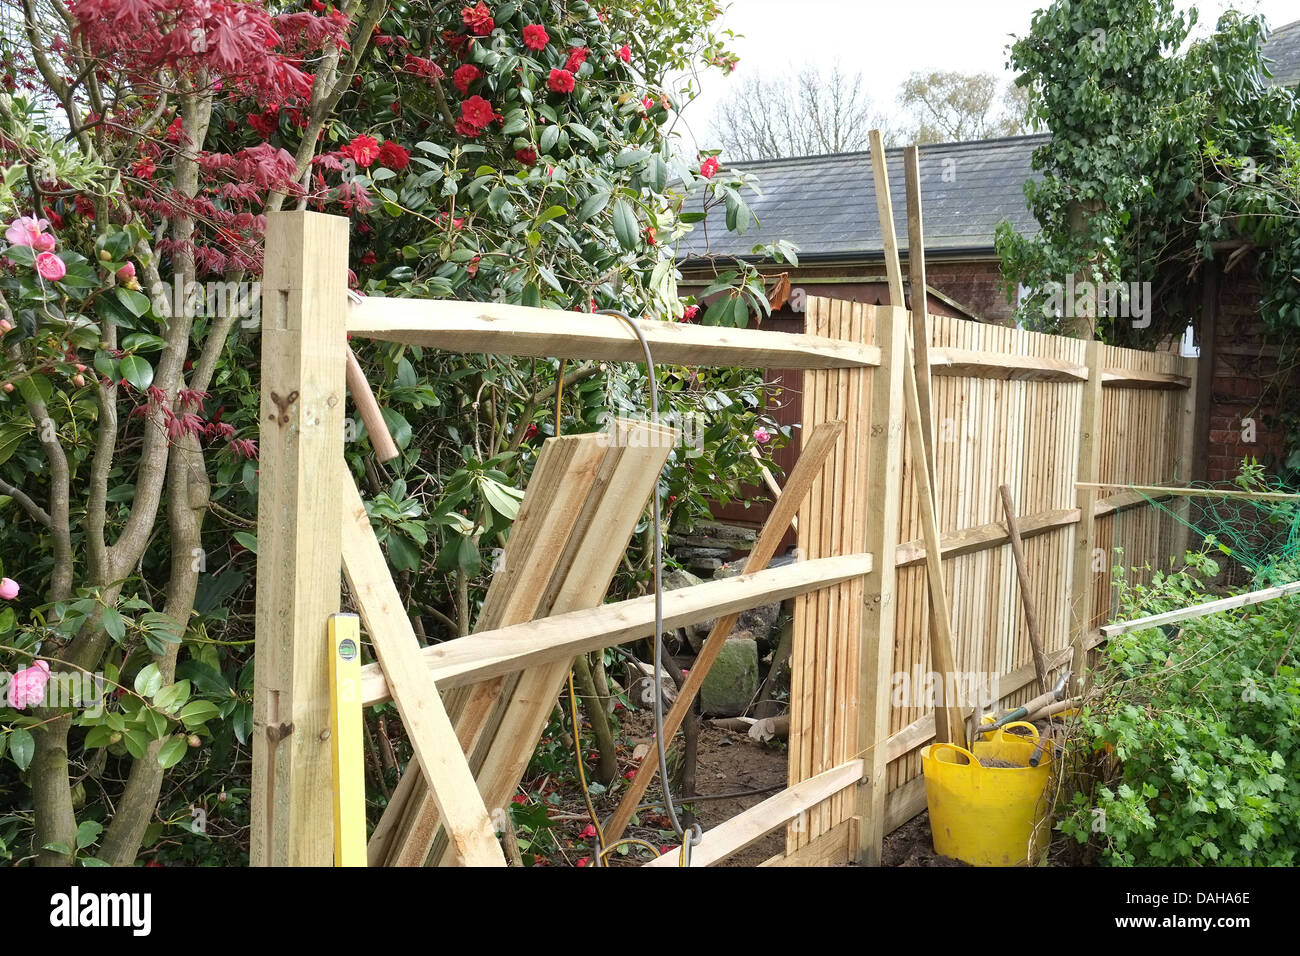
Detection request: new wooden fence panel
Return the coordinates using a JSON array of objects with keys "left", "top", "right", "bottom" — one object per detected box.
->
[
  {"left": 882, "top": 315, "right": 1087, "bottom": 791},
  {"left": 1091, "top": 345, "right": 1196, "bottom": 629},
  {"left": 787, "top": 297, "right": 876, "bottom": 853}
]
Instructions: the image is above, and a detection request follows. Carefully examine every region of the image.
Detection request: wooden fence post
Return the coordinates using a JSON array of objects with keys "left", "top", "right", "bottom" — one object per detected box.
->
[
  {"left": 1172, "top": 355, "right": 1200, "bottom": 560},
  {"left": 252, "top": 210, "right": 350, "bottom": 866},
  {"left": 856, "top": 305, "right": 907, "bottom": 865},
  {"left": 1069, "top": 339, "right": 1104, "bottom": 685}
]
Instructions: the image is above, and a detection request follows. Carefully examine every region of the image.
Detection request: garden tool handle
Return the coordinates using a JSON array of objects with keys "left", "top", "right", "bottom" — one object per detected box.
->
[
  {"left": 345, "top": 345, "right": 400, "bottom": 463},
  {"left": 1029, "top": 727, "right": 1054, "bottom": 767}
]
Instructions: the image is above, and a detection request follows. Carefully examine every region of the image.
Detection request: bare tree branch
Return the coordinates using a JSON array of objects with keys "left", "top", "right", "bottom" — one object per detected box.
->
[
  {"left": 898, "top": 70, "right": 1031, "bottom": 144},
  {"left": 708, "top": 63, "right": 895, "bottom": 160}
]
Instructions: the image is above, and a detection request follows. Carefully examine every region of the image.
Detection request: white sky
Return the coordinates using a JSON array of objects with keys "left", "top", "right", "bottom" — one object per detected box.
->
[{"left": 675, "top": 0, "right": 1299, "bottom": 152}]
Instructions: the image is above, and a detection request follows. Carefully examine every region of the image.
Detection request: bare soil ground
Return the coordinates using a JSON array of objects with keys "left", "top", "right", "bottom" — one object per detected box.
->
[{"left": 542, "top": 708, "right": 972, "bottom": 867}]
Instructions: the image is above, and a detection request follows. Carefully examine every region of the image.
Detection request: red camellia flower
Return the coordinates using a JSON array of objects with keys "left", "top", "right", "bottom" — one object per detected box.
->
[
  {"left": 453, "top": 62, "right": 481, "bottom": 95},
  {"left": 460, "top": 94, "right": 496, "bottom": 130},
  {"left": 522, "top": 24, "right": 549, "bottom": 50},
  {"left": 461, "top": 2, "right": 494, "bottom": 36},
  {"left": 360, "top": 251, "right": 377, "bottom": 265},
  {"left": 515, "top": 146, "right": 538, "bottom": 166},
  {"left": 618, "top": 44, "right": 631, "bottom": 63},
  {"left": 564, "top": 46, "right": 588, "bottom": 72},
  {"left": 700, "top": 156, "right": 720, "bottom": 179},
  {"left": 547, "top": 69, "right": 575, "bottom": 94},
  {"left": 641, "top": 96, "right": 654, "bottom": 111},
  {"left": 378, "top": 141, "right": 410, "bottom": 170},
  {"left": 341, "top": 134, "right": 381, "bottom": 167},
  {"left": 682, "top": 304, "right": 699, "bottom": 323},
  {"left": 249, "top": 108, "right": 279, "bottom": 138},
  {"left": 454, "top": 119, "right": 483, "bottom": 138}
]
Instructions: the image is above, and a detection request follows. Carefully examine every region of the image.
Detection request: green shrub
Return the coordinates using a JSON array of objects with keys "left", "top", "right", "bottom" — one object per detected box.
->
[{"left": 1059, "top": 552, "right": 1300, "bottom": 865}]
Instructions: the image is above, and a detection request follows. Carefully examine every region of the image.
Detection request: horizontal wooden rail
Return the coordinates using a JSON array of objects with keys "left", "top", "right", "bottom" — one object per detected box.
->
[
  {"left": 928, "top": 347, "right": 1088, "bottom": 383},
  {"left": 1078, "top": 481, "right": 1300, "bottom": 503},
  {"left": 1094, "top": 489, "right": 1173, "bottom": 517},
  {"left": 1102, "top": 368, "right": 1191, "bottom": 390},
  {"left": 358, "top": 553, "right": 872, "bottom": 706},
  {"left": 895, "top": 507, "right": 1079, "bottom": 568},
  {"left": 894, "top": 486, "right": 1185, "bottom": 568},
  {"left": 1100, "top": 581, "right": 1300, "bottom": 638},
  {"left": 644, "top": 759, "right": 863, "bottom": 867},
  {"left": 348, "top": 297, "right": 881, "bottom": 370}
]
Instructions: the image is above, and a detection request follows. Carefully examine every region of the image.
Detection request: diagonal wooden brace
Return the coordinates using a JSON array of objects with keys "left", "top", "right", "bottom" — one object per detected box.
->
[
  {"left": 602, "top": 419, "right": 846, "bottom": 844},
  {"left": 340, "top": 472, "right": 506, "bottom": 866}
]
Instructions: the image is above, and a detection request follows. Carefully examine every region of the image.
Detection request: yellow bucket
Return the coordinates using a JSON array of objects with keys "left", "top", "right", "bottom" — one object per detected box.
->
[{"left": 920, "top": 722, "right": 1054, "bottom": 866}]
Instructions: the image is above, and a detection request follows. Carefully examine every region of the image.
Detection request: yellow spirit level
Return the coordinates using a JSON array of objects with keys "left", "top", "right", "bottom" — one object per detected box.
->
[{"left": 329, "top": 613, "right": 366, "bottom": 866}]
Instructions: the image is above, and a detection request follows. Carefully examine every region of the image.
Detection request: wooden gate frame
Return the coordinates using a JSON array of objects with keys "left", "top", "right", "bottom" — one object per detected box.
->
[
  {"left": 251, "top": 199, "right": 1197, "bottom": 867},
  {"left": 250, "top": 210, "right": 895, "bottom": 867}
]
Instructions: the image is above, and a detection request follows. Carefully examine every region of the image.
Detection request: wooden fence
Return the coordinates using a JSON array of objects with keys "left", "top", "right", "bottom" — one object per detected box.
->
[
  {"left": 785, "top": 298, "right": 1197, "bottom": 861},
  {"left": 251, "top": 210, "right": 1197, "bottom": 867}
]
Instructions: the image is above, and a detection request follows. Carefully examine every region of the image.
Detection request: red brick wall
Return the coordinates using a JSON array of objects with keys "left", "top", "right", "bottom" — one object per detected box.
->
[
  {"left": 1204, "top": 265, "right": 1296, "bottom": 483},
  {"left": 922, "top": 260, "right": 1019, "bottom": 323}
]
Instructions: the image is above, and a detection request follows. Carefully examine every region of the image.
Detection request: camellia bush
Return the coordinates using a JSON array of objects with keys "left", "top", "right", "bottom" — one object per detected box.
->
[{"left": 0, "top": 0, "right": 788, "bottom": 865}]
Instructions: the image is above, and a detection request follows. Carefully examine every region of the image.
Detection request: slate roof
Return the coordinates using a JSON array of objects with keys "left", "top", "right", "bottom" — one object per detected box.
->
[
  {"left": 678, "top": 135, "right": 1047, "bottom": 263},
  {"left": 680, "top": 21, "right": 1296, "bottom": 266},
  {"left": 1264, "top": 19, "right": 1300, "bottom": 88}
]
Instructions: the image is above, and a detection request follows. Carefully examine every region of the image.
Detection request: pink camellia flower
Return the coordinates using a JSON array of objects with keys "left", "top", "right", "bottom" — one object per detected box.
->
[
  {"left": 618, "top": 45, "right": 631, "bottom": 63},
  {"left": 681, "top": 305, "right": 699, "bottom": 323},
  {"left": 117, "top": 262, "right": 136, "bottom": 282},
  {"left": 522, "top": 24, "right": 549, "bottom": 50},
  {"left": 9, "top": 660, "right": 50, "bottom": 709},
  {"left": 754, "top": 427, "right": 772, "bottom": 443},
  {"left": 35, "top": 252, "right": 66, "bottom": 282},
  {"left": 4, "top": 215, "right": 52, "bottom": 249},
  {"left": 700, "top": 156, "right": 720, "bottom": 179},
  {"left": 0, "top": 577, "right": 18, "bottom": 600}
]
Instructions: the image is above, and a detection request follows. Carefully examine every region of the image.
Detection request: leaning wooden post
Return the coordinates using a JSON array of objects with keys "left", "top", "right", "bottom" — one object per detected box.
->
[
  {"left": 252, "top": 211, "right": 351, "bottom": 866},
  {"left": 855, "top": 304, "right": 906, "bottom": 866},
  {"left": 1069, "top": 340, "right": 1104, "bottom": 687},
  {"left": 902, "top": 145, "right": 937, "bottom": 492}
]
